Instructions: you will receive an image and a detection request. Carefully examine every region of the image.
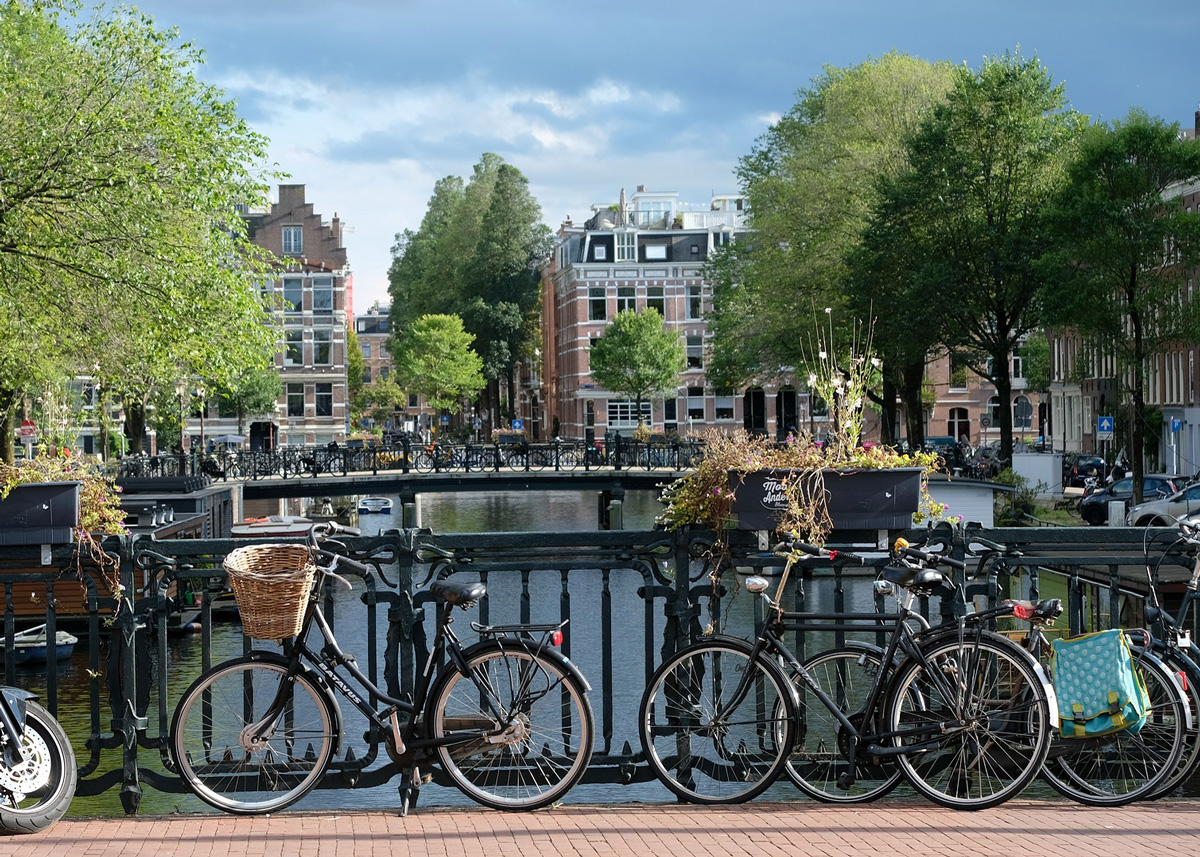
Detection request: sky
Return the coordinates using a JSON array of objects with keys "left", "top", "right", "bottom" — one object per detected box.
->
[{"left": 119, "top": 0, "right": 1200, "bottom": 310}]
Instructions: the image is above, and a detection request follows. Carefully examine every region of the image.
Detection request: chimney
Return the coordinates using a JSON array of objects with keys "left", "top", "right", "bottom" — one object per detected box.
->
[{"left": 278, "top": 184, "right": 305, "bottom": 211}]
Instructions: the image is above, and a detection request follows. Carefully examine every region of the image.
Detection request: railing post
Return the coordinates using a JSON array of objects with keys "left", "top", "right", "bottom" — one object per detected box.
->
[{"left": 111, "top": 536, "right": 146, "bottom": 814}]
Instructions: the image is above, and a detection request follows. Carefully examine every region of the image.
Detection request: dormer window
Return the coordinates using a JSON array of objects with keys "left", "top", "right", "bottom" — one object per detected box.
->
[{"left": 616, "top": 229, "right": 636, "bottom": 262}]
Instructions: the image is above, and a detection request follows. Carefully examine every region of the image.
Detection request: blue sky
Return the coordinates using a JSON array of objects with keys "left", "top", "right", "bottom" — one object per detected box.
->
[{"left": 123, "top": 0, "right": 1200, "bottom": 309}]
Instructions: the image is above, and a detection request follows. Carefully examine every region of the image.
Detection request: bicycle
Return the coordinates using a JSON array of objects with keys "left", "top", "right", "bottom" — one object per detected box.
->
[
  {"left": 637, "top": 541, "right": 1053, "bottom": 809},
  {"left": 936, "top": 533, "right": 1188, "bottom": 806},
  {"left": 169, "top": 522, "right": 594, "bottom": 815}
]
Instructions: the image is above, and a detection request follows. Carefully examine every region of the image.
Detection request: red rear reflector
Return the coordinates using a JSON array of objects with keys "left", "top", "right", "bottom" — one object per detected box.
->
[
  {"left": 1011, "top": 603, "right": 1035, "bottom": 620},
  {"left": 1178, "top": 671, "right": 1188, "bottom": 692},
  {"left": 551, "top": 630, "right": 564, "bottom": 647}
]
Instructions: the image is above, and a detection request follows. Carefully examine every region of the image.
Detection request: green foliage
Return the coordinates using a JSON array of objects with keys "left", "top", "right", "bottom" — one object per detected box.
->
[
  {"left": 217, "top": 364, "right": 282, "bottom": 436},
  {"left": 588, "top": 309, "right": 686, "bottom": 416},
  {"left": 0, "top": 0, "right": 281, "bottom": 461},
  {"left": 390, "top": 314, "right": 485, "bottom": 413},
  {"left": 991, "top": 468, "right": 1042, "bottom": 526}
]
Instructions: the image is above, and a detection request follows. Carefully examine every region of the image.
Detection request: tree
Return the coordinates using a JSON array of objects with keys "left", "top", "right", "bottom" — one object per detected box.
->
[
  {"left": 217, "top": 365, "right": 283, "bottom": 437},
  {"left": 873, "top": 51, "right": 1084, "bottom": 463},
  {"left": 391, "top": 314, "right": 485, "bottom": 414},
  {"left": 707, "top": 53, "right": 954, "bottom": 443},
  {"left": 588, "top": 309, "right": 687, "bottom": 427},
  {"left": 1041, "top": 109, "right": 1200, "bottom": 501},
  {"left": 0, "top": 1, "right": 279, "bottom": 460}
]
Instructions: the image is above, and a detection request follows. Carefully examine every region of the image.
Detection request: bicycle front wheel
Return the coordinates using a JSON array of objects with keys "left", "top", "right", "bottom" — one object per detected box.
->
[
  {"left": 888, "top": 633, "right": 1051, "bottom": 810},
  {"left": 638, "top": 639, "right": 795, "bottom": 804},
  {"left": 784, "top": 647, "right": 904, "bottom": 803},
  {"left": 171, "top": 657, "right": 337, "bottom": 814},
  {"left": 1043, "top": 649, "right": 1186, "bottom": 806},
  {"left": 428, "top": 646, "right": 594, "bottom": 810},
  {"left": 1147, "top": 645, "right": 1200, "bottom": 798}
]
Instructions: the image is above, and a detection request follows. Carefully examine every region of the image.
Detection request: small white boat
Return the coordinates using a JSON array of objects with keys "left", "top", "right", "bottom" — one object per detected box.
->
[
  {"left": 357, "top": 496, "right": 393, "bottom": 514},
  {"left": 231, "top": 515, "right": 315, "bottom": 537},
  {"left": 1, "top": 625, "right": 78, "bottom": 666}
]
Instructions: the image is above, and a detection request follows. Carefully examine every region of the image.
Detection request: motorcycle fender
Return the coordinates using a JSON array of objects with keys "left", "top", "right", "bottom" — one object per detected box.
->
[
  {"left": 0, "top": 687, "right": 37, "bottom": 768},
  {"left": 241, "top": 651, "right": 347, "bottom": 756}
]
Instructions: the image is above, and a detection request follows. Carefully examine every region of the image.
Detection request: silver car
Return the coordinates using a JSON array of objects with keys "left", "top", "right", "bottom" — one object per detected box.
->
[{"left": 1126, "top": 482, "right": 1200, "bottom": 526}]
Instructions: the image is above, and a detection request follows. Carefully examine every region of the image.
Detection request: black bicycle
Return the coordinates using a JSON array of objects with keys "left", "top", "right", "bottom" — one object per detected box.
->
[
  {"left": 638, "top": 541, "right": 1053, "bottom": 810},
  {"left": 170, "top": 523, "right": 594, "bottom": 815}
]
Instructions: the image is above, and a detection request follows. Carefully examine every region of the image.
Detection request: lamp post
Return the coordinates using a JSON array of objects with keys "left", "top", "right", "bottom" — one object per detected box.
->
[{"left": 195, "top": 386, "right": 206, "bottom": 453}]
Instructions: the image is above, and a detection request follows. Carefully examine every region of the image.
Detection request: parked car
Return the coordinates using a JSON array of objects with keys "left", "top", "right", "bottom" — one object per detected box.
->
[
  {"left": 1126, "top": 482, "right": 1200, "bottom": 526},
  {"left": 1078, "top": 475, "right": 1179, "bottom": 525},
  {"left": 969, "top": 443, "right": 1007, "bottom": 478},
  {"left": 1065, "top": 454, "right": 1107, "bottom": 488},
  {"left": 922, "top": 436, "right": 966, "bottom": 470}
]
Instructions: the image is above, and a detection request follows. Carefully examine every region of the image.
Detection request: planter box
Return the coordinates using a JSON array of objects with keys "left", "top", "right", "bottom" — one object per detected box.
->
[
  {"left": 0, "top": 482, "right": 81, "bottom": 546},
  {"left": 729, "top": 468, "right": 923, "bottom": 532}
]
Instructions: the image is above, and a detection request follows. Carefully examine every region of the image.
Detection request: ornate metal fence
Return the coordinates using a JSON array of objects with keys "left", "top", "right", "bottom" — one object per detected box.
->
[{"left": 2, "top": 523, "right": 1194, "bottom": 814}]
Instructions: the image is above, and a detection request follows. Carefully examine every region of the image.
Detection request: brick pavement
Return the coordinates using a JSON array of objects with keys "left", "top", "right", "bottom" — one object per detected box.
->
[{"left": 7, "top": 800, "right": 1200, "bottom": 857}]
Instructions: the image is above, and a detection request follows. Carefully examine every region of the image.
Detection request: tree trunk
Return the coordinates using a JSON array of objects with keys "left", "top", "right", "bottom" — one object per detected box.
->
[
  {"left": 901, "top": 360, "right": 925, "bottom": 448},
  {"left": 1129, "top": 278, "right": 1146, "bottom": 505},
  {"left": 877, "top": 375, "right": 899, "bottom": 445},
  {"left": 125, "top": 402, "right": 148, "bottom": 455},
  {"left": 0, "top": 389, "right": 16, "bottom": 464},
  {"left": 993, "top": 352, "right": 1015, "bottom": 471}
]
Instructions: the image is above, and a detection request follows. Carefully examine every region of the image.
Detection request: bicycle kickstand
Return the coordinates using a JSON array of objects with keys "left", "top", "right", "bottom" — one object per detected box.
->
[{"left": 398, "top": 765, "right": 428, "bottom": 817}]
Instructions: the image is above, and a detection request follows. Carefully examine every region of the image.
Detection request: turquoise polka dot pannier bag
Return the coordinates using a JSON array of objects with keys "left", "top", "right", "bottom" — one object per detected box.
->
[{"left": 1050, "top": 629, "right": 1150, "bottom": 738}]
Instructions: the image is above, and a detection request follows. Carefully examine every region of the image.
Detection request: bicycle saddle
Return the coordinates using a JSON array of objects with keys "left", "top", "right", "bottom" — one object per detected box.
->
[
  {"left": 430, "top": 579, "right": 487, "bottom": 607},
  {"left": 881, "top": 564, "right": 944, "bottom": 592}
]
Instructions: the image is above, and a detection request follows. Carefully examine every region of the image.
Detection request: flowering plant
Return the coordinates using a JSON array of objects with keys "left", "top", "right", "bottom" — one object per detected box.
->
[{"left": 658, "top": 313, "right": 947, "bottom": 546}]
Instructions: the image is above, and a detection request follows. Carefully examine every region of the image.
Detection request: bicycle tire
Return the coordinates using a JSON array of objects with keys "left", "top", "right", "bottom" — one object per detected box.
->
[
  {"left": 171, "top": 656, "right": 337, "bottom": 814},
  {"left": 638, "top": 638, "right": 795, "bottom": 804},
  {"left": 782, "top": 647, "right": 905, "bottom": 803},
  {"left": 557, "top": 448, "right": 581, "bottom": 471},
  {"left": 1146, "top": 644, "right": 1200, "bottom": 798},
  {"left": 0, "top": 700, "right": 78, "bottom": 834},
  {"left": 1041, "top": 649, "right": 1185, "bottom": 806},
  {"left": 887, "top": 631, "right": 1051, "bottom": 810},
  {"left": 427, "top": 644, "right": 594, "bottom": 810}
]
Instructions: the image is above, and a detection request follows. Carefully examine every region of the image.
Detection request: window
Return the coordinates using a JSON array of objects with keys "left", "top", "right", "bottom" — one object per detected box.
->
[
  {"left": 593, "top": 244, "right": 607, "bottom": 261},
  {"left": 312, "top": 277, "right": 333, "bottom": 313},
  {"left": 645, "top": 244, "right": 667, "bottom": 261},
  {"left": 313, "top": 330, "right": 332, "bottom": 365},
  {"left": 282, "top": 225, "right": 303, "bottom": 256},
  {"left": 646, "top": 287, "right": 664, "bottom": 316},
  {"left": 686, "top": 336, "right": 703, "bottom": 369},
  {"left": 686, "top": 386, "right": 705, "bottom": 420},
  {"left": 663, "top": 398, "right": 677, "bottom": 428},
  {"left": 687, "top": 285, "right": 703, "bottom": 319},
  {"left": 1012, "top": 348, "right": 1024, "bottom": 380},
  {"left": 283, "top": 278, "right": 303, "bottom": 312},
  {"left": 617, "top": 286, "right": 635, "bottom": 313},
  {"left": 589, "top": 288, "right": 606, "bottom": 321},
  {"left": 947, "top": 407, "right": 970, "bottom": 442},
  {"left": 715, "top": 394, "right": 734, "bottom": 420},
  {"left": 361, "top": 343, "right": 371, "bottom": 359},
  {"left": 616, "top": 230, "right": 636, "bottom": 262},
  {"left": 949, "top": 355, "right": 969, "bottom": 390},
  {"left": 286, "top": 383, "right": 304, "bottom": 417},
  {"left": 408, "top": 394, "right": 418, "bottom": 408},
  {"left": 607, "top": 400, "right": 650, "bottom": 427},
  {"left": 987, "top": 395, "right": 1001, "bottom": 423},
  {"left": 362, "top": 367, "right": 372, "bottom": 384},
  {"left": 285, "top": 330, "right": 302, "bottom": 366},
  {"left": 315, "top": 383, "right": 333, "bottom": 417},
  {"left": 379, "top": 366, "right": 390, "bottom": 380}
]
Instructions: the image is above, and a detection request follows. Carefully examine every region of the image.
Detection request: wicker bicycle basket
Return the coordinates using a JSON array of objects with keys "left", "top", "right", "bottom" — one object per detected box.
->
[{"left": 223, "top": 544, "right": 316, "bottom": 640}]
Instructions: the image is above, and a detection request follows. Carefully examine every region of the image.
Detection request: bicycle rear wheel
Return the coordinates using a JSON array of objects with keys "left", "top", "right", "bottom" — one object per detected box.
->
[
  {"left": 428, "top": 645, "right": 594, "bottom": 810},
  {"left": 783, "top": 647, "right": 904, "bottom": 803},
  {"left": 638, "top": 639, "right": 795, "bottom": 804},
  {"left": 1146, "top": 645, "right": 1200, "bottom": 798},
  {"left": 888, "top": 632, "right": 1051, "bottom": 810},
  {"left": 1043, "top": 649, "right": 1186, "bottom": 806},
  {"left": 171, "top": 657, "right": 337, "bottom": 814}
]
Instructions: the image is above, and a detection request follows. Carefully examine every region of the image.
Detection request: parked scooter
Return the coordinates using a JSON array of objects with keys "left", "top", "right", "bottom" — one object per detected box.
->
[{"left": 0, "top": 687, "right": 77, "bottom": 834}]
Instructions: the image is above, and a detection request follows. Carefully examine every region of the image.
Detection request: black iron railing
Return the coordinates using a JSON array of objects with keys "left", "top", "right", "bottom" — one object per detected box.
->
[{"left": 2, "top": 523, "right": 1194, "bottom": 814}]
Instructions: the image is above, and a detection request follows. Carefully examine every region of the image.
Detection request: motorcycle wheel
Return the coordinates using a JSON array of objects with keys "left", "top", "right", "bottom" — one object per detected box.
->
[{"left": 0, "top": 700, "right": 78, "bottom": 834}]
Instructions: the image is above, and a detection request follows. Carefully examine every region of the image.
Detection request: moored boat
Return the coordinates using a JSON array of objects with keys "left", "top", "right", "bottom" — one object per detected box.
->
[
  {"left": 357, "top": 496, "right": 393, "bottom": 514},
  {"left": 1, "top": 625, "right": 78, "bottom": 665},
  {"left": 231, "top": 515, "right": 315, "bottom": 538}
]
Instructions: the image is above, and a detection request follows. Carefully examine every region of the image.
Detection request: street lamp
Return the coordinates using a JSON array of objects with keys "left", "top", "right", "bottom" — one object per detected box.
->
[
  {"left": 175, "top": 379, "right": 186, "bottom": 452},
  {"left": 194, "top": 386, "right": 206, "bottom": 453}
]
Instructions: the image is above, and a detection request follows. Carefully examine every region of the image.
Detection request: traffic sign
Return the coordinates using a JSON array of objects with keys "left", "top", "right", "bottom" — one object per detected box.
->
[
  {"left": 1097, "top": 415, "right": 1114, "bottom": 440},
  {"left": 511, "top": 419, "right": 524, "bottom": 431},
  {"left": 1172, "top": 417, "right": 1183, "bottom": 433},
  {"left": 17, "top": 419, "right": 36, "bottom": 441}
]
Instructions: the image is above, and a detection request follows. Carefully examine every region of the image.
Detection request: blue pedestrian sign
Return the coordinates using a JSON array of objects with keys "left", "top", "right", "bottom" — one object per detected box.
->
[{"left": 1097, "top": 415, "right": 1114, "bottom": 440}]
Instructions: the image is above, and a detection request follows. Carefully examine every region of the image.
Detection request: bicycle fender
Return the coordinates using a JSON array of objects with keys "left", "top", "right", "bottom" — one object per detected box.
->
[
  {"left": 456, "top": 638, "right": 592, "bottom": 692},
  {"left": 238, "top": 651, "right": 347, "bottom": 756},
  {"left": 1131, "top": 645, "right": 1195, "bottom": 731}
]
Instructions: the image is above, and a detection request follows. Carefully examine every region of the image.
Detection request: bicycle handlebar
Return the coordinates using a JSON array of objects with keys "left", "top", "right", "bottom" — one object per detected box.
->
[
  {"left": 773, "top": 541, "right": 867, "bottom": 566},
  {"left": 899, "top": 545, "right": 966, "bottom": 571}
]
